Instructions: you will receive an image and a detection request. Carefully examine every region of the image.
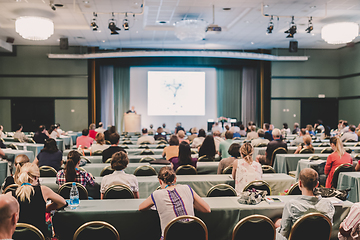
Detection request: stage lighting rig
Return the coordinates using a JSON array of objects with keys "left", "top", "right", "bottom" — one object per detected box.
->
[{"left": 285, "top": 16, "right": 296, "bottom": 38}]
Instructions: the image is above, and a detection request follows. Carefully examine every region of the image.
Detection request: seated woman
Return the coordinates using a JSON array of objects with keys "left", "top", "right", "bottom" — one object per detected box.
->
[
  {"left": 13, "top": 124, "right": 28, "bottom": 143},
  {"left": 33, "top": 138, "right": 63, "bottom": 171},
  {"left": 325, "top": 136, "right": 353, "bottom": 188},
  {"left": 88, "top": 123, "right": 97, "bottom": 140},
  {"left": 10, "top": 163, "right": 66, "bottom": 237},
  {"left": 307, "top": 124, "right": 315, "bottom": 136},
  {"left": 48, "top": 124, "right": 60, "bottom": 139},
  {"left": 90, "top": 132, "right": 109, "bottom": 153},
  {"left": 191, "top": 129, "right": 206, "bottom": 148},
  {"left": 177, "top": 130, "right": 189, "bottom": 144},
  {"left": 100, "top": 151, "right": 139, "bottom": 199},
  {"left": 56, "top": 150, "right": 95, "bottom": 187},
  {"left": 3, "top": 154, "right": 29, "bottom": 190},
  {"left": 294, "top": 135, "right": 314, "bottom": 154},
  {"left": 232, "top": 143, "right": 262, "bottom": 195},
  {"left": 162, "top": 135, "right": 179, "bottom": 161},
  {"left": 154, "top": 127, "right": 167, "bottom": 141},
  {"left": 217, "top": 143, "right": 240, "bottom": 174},
  {"left": 169, "top": 142, "right": 197, "bottom": 171},
  {"left": 139, "top": 167, "right": 211, "bottom": 238},
  {"left": 198, "top": 135, "right": 216, "bottom": 158},
  {"left": 320, "top": 126, "right": 331, "bottom": 140}
]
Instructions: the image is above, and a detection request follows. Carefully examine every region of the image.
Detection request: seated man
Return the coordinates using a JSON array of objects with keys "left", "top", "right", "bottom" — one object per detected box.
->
[
  {"left": 276, "top": 168, "right": 335, "bottom": 240},
  {"left": 76, "top": 129, "right": 94, "bottom": 149},
  {"left": 291, "top": 128, "right": 306, "bottom": 146},
  {"left": 136, "top": 128, "right": 155, "bottom": 145},
  {"left": 341, "top": 125, "right": 358, "bottom": 142},
  {"left": 102, "top": 133, "right": 126, "bottom": 163},
  {"left": 339, "top": 202, "right": 360, "bottom": 240},
  {"left": 263, "top": 123, "right": 273, "bottom": 141},
  {"left": 100, "top": 151, "right": 139, "bottom": 199},
  {"left": 218, "top": 131, "right": 233, "bottom": 159},
  {"left": 0, "top": 194, "right": 19, "bottom": 240},
  {"left": 13, "top": 124, "right": 28, "bottom": 143},
  {"left": 33, "top": 125, "right": 49, "bottom": 144},
  {"left": 257, "top": 128, "right": 287, "bottom": 165},
  {"left": 251, "top": 129, "right": 269, "bottom": 147},
  {"left": 246, "top": 125, "right": 258, "bottom": 140}
]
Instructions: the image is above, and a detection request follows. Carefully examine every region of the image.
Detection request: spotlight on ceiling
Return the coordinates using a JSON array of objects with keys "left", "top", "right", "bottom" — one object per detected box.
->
[
  {"left": 123, "top": 13, "right": 129, "bottom": 30},
  {"left": 108, "top": 13, "right": 120, "bottom": 35},
  {"left": 49, "top": 0, "right": 63, "bottom": 11},
  {"left": 267, "top": 15, "right": 274, "bottom": 34},
  {"left": 305, "top": 16, "right": 313, "bottom": 33},
  {"left": 90, "top": 12, "right": 98, "bottom": 31},
  {"left": 50, "top": 3, "right": 56, "bottom": 10},
  {"left": 285, "top": 16, "right": 296, "bottom": 38}
]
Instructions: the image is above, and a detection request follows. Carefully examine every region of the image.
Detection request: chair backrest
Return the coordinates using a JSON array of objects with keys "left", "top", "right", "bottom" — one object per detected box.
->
[
  {"left": 138, "top": 145, "right": 150, "bottom": 149},
  {"left": 133, "top": 165, "right": 157, "bottom": 176},
  {"left": 270, "top": 147, "right": 287, "bottom": 166},
  {"left": 91, "top": 150, "right": 103, "bottom": 156},
  {"left": 198, "top": 155, "right": 215, "bottom": 162},
  {"left": 105, "top": 158, "right": 112, "bottom": 163},
  {"left": 354, "top": 143, "right": 360, "bottom": 147},
  {"left": 206, "top": 184, "right": 237, "bottom": 197},
  {"left": 13, "top": 223, "right": 45, "bottom": 240},
  {"left": 243, "top": 180, "right": 271, "bottom": 195},
  {"left": 39, "top": 166, "right": 58, "bottom": 177},
  {"left": 233, "top": 137, "right": 241, "bottom": 140},
  {"left": 176, "top": 165, "right": 197, "bottom": 175},
  {"left": 320, "top": 148, "right": 333, "bottom": 154},
  {"left": 7, "top": 143, "right": 18, "bottom": 150},
  {"left": 288, "top": 213, "right": 332, "bottom": 240},
  {"left": 331, "top": 163, "right": 353, "bottom": 188},
  {"left": 140, "top": 141, "right": 151, "bottom": 145},
  {"left": 345, "top": 139, "right": 357, "bottom": 143},
  {"left": 100, "top": 166, "right": 115, "bottom": 177},
  {"left": 139, "top": 156, "right": 156, "bottom": 163},
  {"left": 344, "top": 148, "right": 352, "bottom": 153},
  {"left": 158, "top": 140, "right": 168, "bottom": 145},
  {"left": 156, "top": 144, "right": 167, "bottom": 149},
  {"left": 103, "top": 184, "right": 134, "bottom": 199},
  {"left": 308, "top": 155, "right": 320, "bottom": 160},
  {"left": 262, "top": 165, "right": 276, "bottom": 173},
  {"left": 164, "top": 215, "right": 208, "bottom": 240},
  {"left": 222, "top": 165, "right": 233, "bottom": 174},
  {"left": 287, "top": 182, "right": 301, "bottom": 195},
  {"left": 81, "top": 156, "right": 91, "bottom": 163},
  {"left": 105, "top": 140, "right": 111, "bottom": 145},
  {"left": 13, "top": 137, "right": 21, "bottom": 143},
  {"left": 119, "top": 144, "right": 129, "bottom": 149},
  {"left": 73, "top": 221, "right": 120, "bottom": 240},
  {"left": 28, "top": 138, "right": 36, "bottom": 144},
  {"left": 318, "top": 143, "right": 330, "bottom": 147},
  {"left": 2, "top": 183, "right": 19, "bottom": 194},
  {"left": 58, "top": 182, "right": 88, "bottom": 200},
  {"left": 255, "top": 143, "right": 268, "bottom": 147},
  {"left": 232, "top": 214, "right": 275, "bottom": 240},
  {"left": 140, "top": 149, "right": 155, "bottom": 155},
  {"left": 122, "top": 140, "right": 133, "bottom": 145},
  {"left": 299, "top": 148, "right": 314, "bottom": 154}
]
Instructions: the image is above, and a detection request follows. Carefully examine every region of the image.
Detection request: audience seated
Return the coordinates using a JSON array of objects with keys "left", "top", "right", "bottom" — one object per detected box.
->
[
  {"left": 221, "top": 125, "right": 230, "bottom": 138},
  {"left": 56, "top": 151, "right": 95, "bottom": 187},
  {"left": 100, "top": 151, "right": 139, "bottom": 199},
  {"left": 139, "top": 166, "right": 211, "bottom": 239},
  {"left": 320, "top": 126, "right": 331, "bottom": 140},
  {"left": 162, "top": 135, "right": 179, "bottom": 160},
  {"left": 341, "top": 125, "right": 358, "bottom": 142},
  {"left": 263, "top": 123, "right": 273, "bottom": 141},
  {"left": 275, "top": 168, "right": 335, "bottom": 239},
  {"left": 154, "top": 127, "right": 167, "bottom": 141},
  {"left": 307, "top": 124, "right": 315, "bottom": 136},
  {"left": 239, "top": 125, "right": 247, "bottom": 137},
  {"left": 246, "top": 125, "right": 258, "bottom": 140},
  {"left": 191, "top": 129, "right": 206, "bottom": 148},
  {"left": 48, "top": 124, "right": 60, "bottom": 139},
  {"left": 257, "top": 128, "right": 287, "bottom": 165},
  {"left": 251, "top": 129, "right": 270, "bottom": 147},
  {"left": 136, "top": 128, "right": 155, "bottom": 145},
  {"left": 230, "top": 124, "right": 241, "bottom": 138},
  {"left": 232, "top": 143, "right": 262, "bottom": 195},
  {"left": 291, "top": 128, "right": 306, "bottom": 146},
  {"left": 175, "top": 122, "right": 185, "bottom": 134},
  {"left": 212, "top": 122, "right": 223, "bottom": 133},
  {"left": 76, "top": 129, "right": 94, "bottom": 149},
  {"left": 177, "top": 130, "right": 189, "bottom": 144},
  {"left": 187, "top": 127, "right": 198, "bottom": 142},
  {"left": 314, "top": 119, "right": 325, "bottom": 133},
  {"left": 217, "top": 143, "right": 240, "bottom": 174},
  {"left": 102, "top": 133, "right": 126, "bottom": 163},
  {"left": 0, "top": 194, "right": 19, "bottom": 240},
  {"left": 13, "top": 124, "right": 28, "bottom": 143},
  {"left": 339, "top": 202, "right": 360, "bottom": 240},
  {"left": 213, "top": 130, "right": 224, "bottom": 152},
  {"left": 281, "top": 123, "right": 291, "bottom": 136},
  {"left": 0, "top": 124, "right": 6, "bottom": 138},
  {"left": 33, "top": 138, "right": 63, "bottom": 171},
  {"left": 3, "top": 154, "right": 29, "bottom": 191},
  {"left": 218, "top": 131, "right": 233, "bottom": 159},
  {"left": 294, "top": 135, "right": 314, "bottom": 154},
  {"left": 88, "top": 123, "right": 97, "bottom": 139},
  {"left": 95, "top": 122, "right": 106, "bottom": 134},
  {"left": 292, "top": 122, "right": 300, "bottom": 135},
  {"left": 14, "top": 163, "right": 66, "bottom": 237},
  {"left": 169, "top": 142, "right": 197, "bottom": 171},
  {"left": 162, "top": 123, "right": 170, "bottom": 134},
  {"left": 324, "top": 136, "right": 353, "bottom": 188},
  {"left": 33, "top": 125, "right": 49, "bottom": 144},
  {"left": 198, "top": 135, "right": 216, "bottom": 158},
  {"left": 90, "top": 132, "right": 109, "bottom": 152},
  {"left": 104, "top": 126, "right": 116, "bottom": 142}
]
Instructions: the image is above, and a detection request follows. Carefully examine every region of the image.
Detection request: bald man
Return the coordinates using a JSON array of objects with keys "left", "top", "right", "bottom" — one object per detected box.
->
[{"left": 0, "top": 194, "right": 19, "bottom": 239}]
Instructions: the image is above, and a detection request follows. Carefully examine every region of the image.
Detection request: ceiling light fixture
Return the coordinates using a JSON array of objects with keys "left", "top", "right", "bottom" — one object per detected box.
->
[
  {"left": 108, "top": 12, "right": 120, "bottom": 35},
  {"left": 90, "top": 12, "right": 98, "bottom": 31},
  {"left": 267, "top": 15, "right": 274, "bottom": 34},
  {"left": 305, "top": 16, "right": 313, "bottom": 33},
  {"left": 321, "top": 22, "right": 359, "bottom": 44},
  {"left": 174, "top": 19, "right": 207, "bottom": 41},
  {"left": 285, "top": 16, "right": 296, "bottom": 38},
  {"left": 15, "top": 16, "right": 54, "bottom": 40},
  {"left": 123, "top": 13, "right": 129, "bottom": 30}
]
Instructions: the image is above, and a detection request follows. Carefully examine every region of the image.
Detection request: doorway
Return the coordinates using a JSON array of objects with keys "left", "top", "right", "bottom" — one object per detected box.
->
[{"left": 301, "top": 98, "right": 338, "bottom": 130}]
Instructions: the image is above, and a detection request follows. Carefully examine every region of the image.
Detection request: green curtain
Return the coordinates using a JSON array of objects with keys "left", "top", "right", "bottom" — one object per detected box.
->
[
  {"left": 216, "top": 68, "right": 242, "bottom": 121},
  {"left": 113, "top": 66, "right": 130, "bottom": 133}
]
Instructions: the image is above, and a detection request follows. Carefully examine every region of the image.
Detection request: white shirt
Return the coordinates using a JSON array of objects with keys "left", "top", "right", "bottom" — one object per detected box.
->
[
  {"left": 90, "top": 143, "right": 109, "bottom": 152},
  {"left": 191, "top": 137, "right": 205, "bottom": 148},
  {"left": 230, "top": 126, "right": 240, "bottom": 133},
  {"left": 100, "top": 170, "right": 139, "bottom": 194},
  {"left": 136, "top": 135, "right": 155, "bottom": 145},
  {"left": 95, "top": 127, "right": 106, "bottom": 134},
  {"left": 247, "top": 131, "right": 258, "bottom": 140},
  {"left": 213, "top": 136, "right": 224, "bottom": 151},
  {"left": 234, "top": 158, "right": 262, "bottom": 195},
  {"left": 341, "top": 132, "right": 358, "bottom": 142},
  {"left": 212, "top": 125, "right": 223, "bottom": 133},
  {"left": 50, "top": 131, "right": 59, "bottom": 139}
]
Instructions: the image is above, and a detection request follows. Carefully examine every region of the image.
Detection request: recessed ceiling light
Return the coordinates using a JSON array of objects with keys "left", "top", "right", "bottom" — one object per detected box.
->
[
  {"left": 311, "top": 33, "right": 315, "bottom": 36},
  {"left": 136, "top": 31, "right": 138, "bottom": 33},
  {"left": 222, "top": 8, "right": 231, "bottom": 11},
  {"left": 251, "top": 42, "right": 254, "bottom": 44},
  {"left": 102, "top": 40, "right": 105, "bottom": 42},
  {"left": 264, "top": 5, "right": 269, "bottom": 8}
]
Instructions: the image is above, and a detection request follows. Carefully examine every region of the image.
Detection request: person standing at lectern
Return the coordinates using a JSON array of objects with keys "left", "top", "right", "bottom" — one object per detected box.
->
[{"left": 126, "top": 106, "right": 136, "bottom": 114}]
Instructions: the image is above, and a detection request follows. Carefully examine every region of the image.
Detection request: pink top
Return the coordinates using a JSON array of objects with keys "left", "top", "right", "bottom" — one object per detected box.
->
[
  {"left": 76, "top": 135, "right": 94, "bottom": 148},
  {"left": 324, "top": 151, "right": 352, "bottom": 188}
]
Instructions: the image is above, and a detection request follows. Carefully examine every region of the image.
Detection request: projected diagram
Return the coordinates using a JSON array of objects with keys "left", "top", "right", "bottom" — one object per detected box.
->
[{"left": 148, "top": 71, "right": 205, "bottom": 116}]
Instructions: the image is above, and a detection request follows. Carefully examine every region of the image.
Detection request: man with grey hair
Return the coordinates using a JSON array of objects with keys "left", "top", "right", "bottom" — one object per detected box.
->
[
  {"left": 0, "top": 194, "right": 20, "bottom": 239},
  {"left": 257, "top": 128, "right": 287, "bottom": 165},
  {"left": 251, "top": 129, "right": 270, "bottom": 147}
]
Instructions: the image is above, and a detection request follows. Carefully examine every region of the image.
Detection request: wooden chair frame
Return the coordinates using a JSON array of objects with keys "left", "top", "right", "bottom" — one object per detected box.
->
[
  {"left": 15, "top": 223, "right": 45, "bottom": 240},
  {"left": 73, "top": 221, "right": 120, "bottom": 240},
  {"left": 163, "top": 215, "right": 208, "bottom": 240},
  {"left": 299, "top": 148, "right": 315, "bottom": 154},
  {"left": 232, "top": 214, "right": 275, "bottom": 240},
  {"left": 140, "top": 149, "right": 155, "bottom": 155}
]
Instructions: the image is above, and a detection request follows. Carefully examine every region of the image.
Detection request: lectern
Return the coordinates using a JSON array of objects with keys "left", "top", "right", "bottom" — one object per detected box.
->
[{"left": 124, "top": 113, "right": 141, "bottom": 132}]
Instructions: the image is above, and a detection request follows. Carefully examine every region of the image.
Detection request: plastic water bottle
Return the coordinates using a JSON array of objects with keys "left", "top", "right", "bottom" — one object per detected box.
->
[
  {"left": 70, "top": 182, "right": 80, "bottom": 209},
  {"left": 23, "top": 141, "right": 27, "bottom": 151}
]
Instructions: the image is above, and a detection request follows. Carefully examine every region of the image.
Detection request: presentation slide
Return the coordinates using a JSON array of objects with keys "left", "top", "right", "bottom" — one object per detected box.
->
[{"left": 147, "top": 71, "right": 205, "bottom": 116}]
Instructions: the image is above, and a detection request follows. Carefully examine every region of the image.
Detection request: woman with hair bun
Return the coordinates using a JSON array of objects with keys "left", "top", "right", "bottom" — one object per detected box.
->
[
  {"left": 10, "top": 163, "right": 66, "bottom": 237},
  {"left": 139, "top": 166, "right": 211, "bottom": 238},
  {"left": 232, "top": 143, "right": 262, "bottom": 195},
  {"left": 324, "top": 136, "right": 353, "bottom": 188},
  {"left": 56, "top": 150, "right": 95, "bottom": 187}
]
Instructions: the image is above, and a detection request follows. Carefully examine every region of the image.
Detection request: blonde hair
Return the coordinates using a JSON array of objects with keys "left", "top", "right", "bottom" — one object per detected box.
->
[
  {"left": 303, "top": 135, "right": 312, "bottom": 146},
  {"left": 95, "top": 132, "right": 105, "bottom": 145},
  {"left": 14, "top": 154, "right": 30, "bottom": 183},
  {"left": 15, "top": 163, "right": 40, "bottom": 202},
  {"left": 240, "top": 143, "right": 253, "bottom": 164},
  {"left": 330, "top": 136, "right": 345, "bottom": 157},
  {"left": 177, "top": 130, "right": 186, "bottom": 138}
]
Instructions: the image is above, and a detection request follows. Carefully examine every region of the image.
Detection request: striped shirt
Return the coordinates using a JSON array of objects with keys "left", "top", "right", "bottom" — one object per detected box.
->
[{"left": 339, "top": 203, "right": 360, "bottom": 240}]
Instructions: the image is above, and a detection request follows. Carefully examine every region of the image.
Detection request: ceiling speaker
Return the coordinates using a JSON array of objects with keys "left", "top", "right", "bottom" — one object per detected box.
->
[
  {"left": 6, "top": 37, "right": 14, "bottom": 44},
  {"left": 289, "top": 41, "right": 298, "bottom": 53}
]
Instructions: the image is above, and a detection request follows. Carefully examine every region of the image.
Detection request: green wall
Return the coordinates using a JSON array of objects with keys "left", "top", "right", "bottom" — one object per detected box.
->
[{"left": 0, "top": 45, "right": 88, "bottom": 132}]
